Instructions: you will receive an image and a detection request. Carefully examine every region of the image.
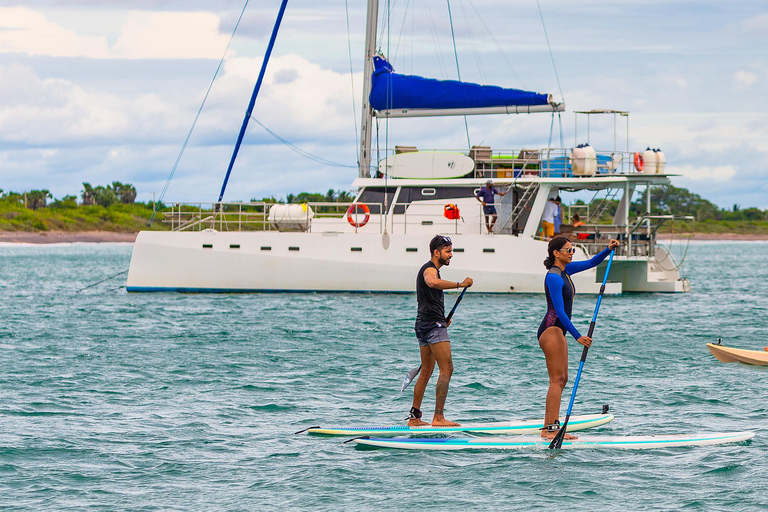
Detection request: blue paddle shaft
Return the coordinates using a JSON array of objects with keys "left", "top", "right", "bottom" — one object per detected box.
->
[{"left": 552, "top": 249, "right": 615, "bottom": 448}]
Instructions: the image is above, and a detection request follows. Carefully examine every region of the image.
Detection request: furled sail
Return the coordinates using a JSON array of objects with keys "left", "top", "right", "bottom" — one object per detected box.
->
[{"left": 369, "top": 56, "right": 563, "bottom": 118}]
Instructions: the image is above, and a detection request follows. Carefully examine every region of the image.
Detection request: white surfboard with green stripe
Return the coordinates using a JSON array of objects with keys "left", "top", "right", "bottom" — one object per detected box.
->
[
  {"left": 353, "top": 431, "right": 755, "bottom": 450},
  {"left": 305, "top": 412, "right": 612, "bottom": 436}
]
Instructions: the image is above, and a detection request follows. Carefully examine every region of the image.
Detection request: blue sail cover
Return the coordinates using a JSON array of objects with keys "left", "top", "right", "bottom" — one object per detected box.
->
[{"left": 369, "top": 56, "right": 551, "bottom": 112}]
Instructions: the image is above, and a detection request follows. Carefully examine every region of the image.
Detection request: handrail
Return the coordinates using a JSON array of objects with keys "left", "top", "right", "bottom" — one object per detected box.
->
[{"left": 628, "top": 214, "right": 695, "bottom": 235}]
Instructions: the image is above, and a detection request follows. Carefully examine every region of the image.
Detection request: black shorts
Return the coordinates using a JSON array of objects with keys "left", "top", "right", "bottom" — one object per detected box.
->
[{"left": 483, "top": 205, "right": 497, "bottom": 215}]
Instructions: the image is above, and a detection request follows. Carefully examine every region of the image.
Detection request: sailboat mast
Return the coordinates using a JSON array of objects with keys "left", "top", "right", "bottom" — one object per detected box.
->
[{"left": 358, "top": 0, "right": 379, "bottom": 178}]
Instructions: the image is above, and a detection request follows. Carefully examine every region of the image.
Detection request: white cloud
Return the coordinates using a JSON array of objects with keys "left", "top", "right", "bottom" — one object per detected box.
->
[
  {"left": 0, "top": 63, "right": 183, "bottom": 144},
  {"left": 0, "top": 7, "right": 231, "bottom": 60},
  {"left": 112, "top": 11, "right": 231, "bottom": 60},
  {"left": 733, "top": 70, "right": 757, "bottom": 89},
  {"left": 742, "top": 13, "right": 768, "bottom": 34},
  {"left": 0, "top": 7, "right": 111, "bottom": 58},
  {"left": 674, "top": 164, "right": 737, "bottom": 182}
]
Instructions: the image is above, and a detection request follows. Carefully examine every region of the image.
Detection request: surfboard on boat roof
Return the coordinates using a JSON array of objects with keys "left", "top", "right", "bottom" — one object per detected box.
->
[
  {"left": 304, "top": 412, "right": 613, "bottom": 436},
  {"left": 707, "top": 343, "right": 768, "bottom": 366},
  {"left": 353, "top": 431, "right": 755, "bottom": 451}
]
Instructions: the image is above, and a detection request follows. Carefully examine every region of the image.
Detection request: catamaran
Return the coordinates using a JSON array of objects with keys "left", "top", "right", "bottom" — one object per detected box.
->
[{"left": 126, "top": 0, "right": 691, "bottom": 294}]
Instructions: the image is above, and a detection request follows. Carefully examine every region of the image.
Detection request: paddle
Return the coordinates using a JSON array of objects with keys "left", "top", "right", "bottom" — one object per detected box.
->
[
  {"left": 550, "top": 249, "right": 616, "bottom": 449},
  {"left": 400, "top": 286, "right": 468, "bottom": 392}
]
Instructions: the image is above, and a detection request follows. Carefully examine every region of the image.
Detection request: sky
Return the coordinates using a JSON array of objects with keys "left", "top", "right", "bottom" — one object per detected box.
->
[{"left": 0, "top": 0, "right": 766, "bottom": 208}]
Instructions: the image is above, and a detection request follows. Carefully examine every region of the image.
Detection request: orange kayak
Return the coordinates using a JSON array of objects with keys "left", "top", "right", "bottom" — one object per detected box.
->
[{"left": 707, "top": 343, "right": 768, "bottom": 366}]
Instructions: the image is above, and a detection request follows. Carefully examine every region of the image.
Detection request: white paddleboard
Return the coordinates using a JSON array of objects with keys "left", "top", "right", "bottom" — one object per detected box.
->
[
  {"left": 379, "top": 151, "right": 474, "bottom": 179},
  {"left": 353, "top": 431, "right": 755, "bottom": 450},
  {"left": 306, "top": 413, "right": 612, "bottom": 436}
]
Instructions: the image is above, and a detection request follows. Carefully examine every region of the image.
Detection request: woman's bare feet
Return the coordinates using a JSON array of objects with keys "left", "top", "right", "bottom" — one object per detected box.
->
[
  {"left": 541, "top": 430, "right": 577, "bottom": 440},
  {"left": 408, "top": 418, "right": 430, "bottom": 427}
]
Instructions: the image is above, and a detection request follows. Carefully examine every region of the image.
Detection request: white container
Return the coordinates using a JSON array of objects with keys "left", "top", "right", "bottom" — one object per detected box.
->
[
  {"left": 268, "top": 203, "right": 314, "bottom": 232},
  {"left": 642, "top": 148, "right": 657, "bottom": 174},
  {"left": 655, "top": 149, "right": 666, "bottom": 174},
  {"left": 571, "top": 145, "right": 597, "bottom": 176}
]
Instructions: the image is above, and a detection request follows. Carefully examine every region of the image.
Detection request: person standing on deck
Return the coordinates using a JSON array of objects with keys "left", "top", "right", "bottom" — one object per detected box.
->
[
  {"left": 541, "top": 197, "right": 557, "bottom": 239},
  {"left": 409, "top": 235, "right": 473, "bottom": 427},
  {"left": 475, "top": 180, "right": 506, "bottom": 234},
  {"left": 553, "top": 196, "right": 563, "bottom": 235},
  {"left": 537, "top": 236, "right": 619, "bottom": 439}
]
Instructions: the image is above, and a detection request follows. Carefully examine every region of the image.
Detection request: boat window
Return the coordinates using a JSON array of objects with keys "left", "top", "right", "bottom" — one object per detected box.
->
[
  {"left": 421, "top": 188, "right": 436, "bottom": 196},
  {"left": 356, "top": 187, "right": 395, "bottom": 212},
  {"left": 393, "top": 187, "right": 477, "bottom": 214}
]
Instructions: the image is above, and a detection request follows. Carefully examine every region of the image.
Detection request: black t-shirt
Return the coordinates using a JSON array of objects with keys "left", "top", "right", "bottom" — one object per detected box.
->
[{"left": 416, "top": 261, "right": 446, "bottom": 324}]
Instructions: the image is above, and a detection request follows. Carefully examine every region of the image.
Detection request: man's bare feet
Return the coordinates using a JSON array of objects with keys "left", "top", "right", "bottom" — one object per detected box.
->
[
  {"left": 432, "top": 417, "right": 460, "bottom": 427},
  {"left": 408, "top": 419, "right": 430, "bottom": 427},
  {"left": 541, "top": 430, "right": 577, "bottom": 440}
]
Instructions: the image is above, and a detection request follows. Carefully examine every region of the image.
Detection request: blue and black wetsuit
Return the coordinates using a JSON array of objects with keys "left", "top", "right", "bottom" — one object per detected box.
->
[{"left": 537, "top": 247, "right": 612, "bottom": 340}]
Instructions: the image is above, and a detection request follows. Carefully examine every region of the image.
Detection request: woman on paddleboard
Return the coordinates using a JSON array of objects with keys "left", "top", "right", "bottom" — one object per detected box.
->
[{"left": 538, "top": 236, "right": 619, "bottom": 439}]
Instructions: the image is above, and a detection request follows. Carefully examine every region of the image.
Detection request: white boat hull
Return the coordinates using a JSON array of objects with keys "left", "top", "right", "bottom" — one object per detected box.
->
[{"left": 126, "top": 230, "right": 683, "bottom": 293}]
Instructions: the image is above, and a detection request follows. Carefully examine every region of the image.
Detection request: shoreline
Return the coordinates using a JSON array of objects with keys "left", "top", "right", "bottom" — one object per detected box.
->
[
  {"left": 1, "top": 231, "right": 767, "bottom": 244},
  {"left": 0, "top": 231, "right": 138, "bottom": 244}
]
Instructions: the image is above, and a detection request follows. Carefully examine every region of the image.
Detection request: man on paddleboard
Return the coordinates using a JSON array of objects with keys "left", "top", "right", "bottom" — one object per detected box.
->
[{"left": 409, "top": 235, "right": 473, "bottom": 427}]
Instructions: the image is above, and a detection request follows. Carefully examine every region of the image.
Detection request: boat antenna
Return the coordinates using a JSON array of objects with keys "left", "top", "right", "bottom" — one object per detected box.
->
[
  {"left": 446, "top": 0, "right": 471, "bottom": 149},
  {"left": 147, "top": 0, "right": 251, "bottom": 227},
  {"left": 217, "top": 0, "right": 289, "bottom": 204}
]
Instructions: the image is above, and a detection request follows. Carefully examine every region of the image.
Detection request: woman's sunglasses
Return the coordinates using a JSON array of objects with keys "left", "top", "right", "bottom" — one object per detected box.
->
[{"left": 557, "top": 247, "right": 575, "bottom": 255}]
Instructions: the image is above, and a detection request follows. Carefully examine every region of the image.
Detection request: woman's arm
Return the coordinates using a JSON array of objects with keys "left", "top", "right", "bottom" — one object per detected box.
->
[
  {"left": 545, "top": 273, "right": 581, "bottom": 340},
  {"left": 565, "top": 247, "right": 610, "bottom": 275},
  {"left": 565, "top": 239, "right": 618, "bottom": 274}
]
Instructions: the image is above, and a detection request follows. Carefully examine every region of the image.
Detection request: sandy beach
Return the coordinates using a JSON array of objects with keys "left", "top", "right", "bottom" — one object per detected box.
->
[{"left": 0, "top": 231, "right": 138, "bottom": 244}]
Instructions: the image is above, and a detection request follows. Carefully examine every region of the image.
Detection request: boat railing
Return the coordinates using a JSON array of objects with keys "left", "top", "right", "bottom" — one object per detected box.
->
[
  {"left": 164, "top": 201, "right": 387, "bottom": 233},
  {"left": 374, "top": 146, "right": 657, "bottom": 178}
]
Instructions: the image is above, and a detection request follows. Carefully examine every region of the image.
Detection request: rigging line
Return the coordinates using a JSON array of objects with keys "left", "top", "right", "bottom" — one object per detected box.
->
[
  {"left": 377, "top": 0, "right": 399, "bottom": 51},
  {"left": 423, "top": 0, "right": 448, "bottom": 78},
  {"left": 446, "top": 0, "right": 471, "bottom": 149},
  {"left": 466, "top": 0, "right": 525, "bottom": 89},
  {"left": 250, "top": 117, "right": 357, "bottom": 168},
  {"left": 344, "top": 0, "right": 359, "bottom": 163},
  {"left": 392, "top": 0, "right": 412, "bottom": 64},
  {"left": 548, "top": 112, "right": 555, "bottom": 148},
  {"left": 147, "top": 0, "right": 250, "bottom": 227},
  {"left": 76, "top": 269, "right": 129, "bottom": 293},
  {"left": 458, "top": 0, "right": 487, "bottom": 85},
  {"left": 385, "top": 0, "right": 390, "bottom": 215},
  {"left": 536, "top": 0, "right": 564, "bottom": 103}
]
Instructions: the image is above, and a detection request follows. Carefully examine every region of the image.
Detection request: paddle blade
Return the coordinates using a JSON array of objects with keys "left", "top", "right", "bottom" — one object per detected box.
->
[
  {"left": 400, "top": 365, "right": 422, "bottom": 392},
  {"left": 549, "top": 427, "right": 566, "bottom": 449}
]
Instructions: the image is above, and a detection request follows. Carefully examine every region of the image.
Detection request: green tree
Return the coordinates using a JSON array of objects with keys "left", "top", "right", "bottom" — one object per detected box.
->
[
  {"left": 82, "top": 183, "right": 95, "bottom": 205},
  {"left": 93, "top": 186, "right": 118, "bottom": 207},
  {"left": 50, "top": 195, "right": 78, "bottom": 209},
  {"left": 26, "top": 189, "right": 52, "bottom": 210},
  {"left": 111, "top": 181, "right": 137, "bottom": 204}
]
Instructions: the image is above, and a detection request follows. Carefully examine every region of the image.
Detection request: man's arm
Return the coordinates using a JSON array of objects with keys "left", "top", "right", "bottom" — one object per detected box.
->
[{"left": 424, "top": 267, "right": 473, "bottom": 290}]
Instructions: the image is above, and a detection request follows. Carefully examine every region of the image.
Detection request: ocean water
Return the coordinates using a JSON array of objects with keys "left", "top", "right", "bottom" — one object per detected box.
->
[{"left": 0, "top": 241, "right": 765, "bottom": 510}]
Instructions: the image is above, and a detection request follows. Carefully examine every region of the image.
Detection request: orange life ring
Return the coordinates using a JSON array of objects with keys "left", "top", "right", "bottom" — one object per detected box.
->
[
  {"left": 346, "top": 203, "right": 370, "bottom": 228},
  {"left": 633, "top": 152, "right": 644, "bottom": 172}
]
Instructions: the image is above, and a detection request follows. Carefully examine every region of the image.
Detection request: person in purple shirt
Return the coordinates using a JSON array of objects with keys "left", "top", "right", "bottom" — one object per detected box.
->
[{"left": 475, "top": 180, "right": 507, "bottom": 234}]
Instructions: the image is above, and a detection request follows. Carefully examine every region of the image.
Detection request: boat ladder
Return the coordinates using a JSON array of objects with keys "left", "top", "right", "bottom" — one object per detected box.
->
[
  {"left": 586, "top": 188, "right": 621, "bottom": 224},
  {"left": 498, "top": 182, "right": 539, "bottom": 234}
]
